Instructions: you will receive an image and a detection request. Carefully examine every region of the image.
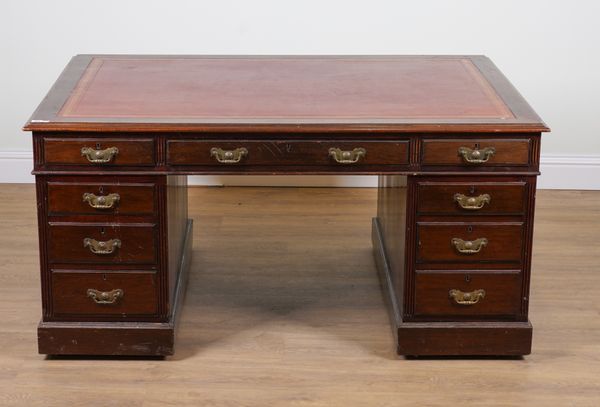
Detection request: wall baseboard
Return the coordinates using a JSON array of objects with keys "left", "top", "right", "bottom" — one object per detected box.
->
[
  {"left": 537, "top": 154, "right": 600, "bottom": 190},
  {"left": 2, "top": 151, "right": 599, "bottom": 190},
  {"left": 0, "top": 151, "right": 35, "bottom": 183}
]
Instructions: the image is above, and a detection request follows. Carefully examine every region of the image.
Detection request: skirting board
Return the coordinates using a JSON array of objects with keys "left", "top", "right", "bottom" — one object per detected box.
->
[{"left": 1, "top": 151, "right": 599, "bottom": 190}]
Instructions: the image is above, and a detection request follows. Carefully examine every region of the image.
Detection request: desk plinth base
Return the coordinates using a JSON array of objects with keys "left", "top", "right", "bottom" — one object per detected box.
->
[
  {"left": 37, "top": 220, "right": 193, "bottom": 357},
  {"left": 372, "top": 217, "right": 532, "bottom": 357}
]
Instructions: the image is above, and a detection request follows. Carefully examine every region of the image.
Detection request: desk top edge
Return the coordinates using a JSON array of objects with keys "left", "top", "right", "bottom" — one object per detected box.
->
[{"left": 23, "top": 54, "right": 549, "bottom": 133}]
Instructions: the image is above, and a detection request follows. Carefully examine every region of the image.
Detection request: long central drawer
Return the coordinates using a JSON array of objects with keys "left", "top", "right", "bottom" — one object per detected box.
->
[
  {"left": 166, "top": 139, "right": 409, "bottom": 166},
  {"left": 416, "top": 181, "right": 527, "bottom": 215}
]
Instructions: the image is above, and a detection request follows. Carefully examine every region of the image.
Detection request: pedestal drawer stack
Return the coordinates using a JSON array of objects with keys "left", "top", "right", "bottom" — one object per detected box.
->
[
  {"left": 34, "top": 135, "right": 191, "bottom": 355},
  {"left": 373, "top": 134, "right": 540, "bottom": 356},
  {"left": 43, "top": 176, "right": 161, "bottom": 322},
  {"left": 413, "top": 177, "right": 532, "bottom": 321}
]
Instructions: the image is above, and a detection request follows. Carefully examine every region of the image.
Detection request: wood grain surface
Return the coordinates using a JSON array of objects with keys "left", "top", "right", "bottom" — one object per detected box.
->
[
  {"left": 421, "top": 138, "right": 532, "bottom": 166},
  {"left": 416, "top": 222, "right": 524, "bottom": 263},
  {"left": 413, "top": 271, "right": 522, "bottom": 317},
  {"left": 50, "top": 271, "right": 158, "bottom": 318},
  {"left": 416, "top": 180, "right": 527, "bottom": 215},
  {"left": 47, "top": 223, "right": 158, "bottom": 264},
  {"left": 44, "top": 138, "right": 155, "bottom": 166},
  {"left": 47, "top": 179, "right": 157, "bottom": 216},
  {"left": 166, "top": 139, "right": 409, "bottom": 166},
  {"left": 0, "top": 185, "right": 598, "bottom": 406}
]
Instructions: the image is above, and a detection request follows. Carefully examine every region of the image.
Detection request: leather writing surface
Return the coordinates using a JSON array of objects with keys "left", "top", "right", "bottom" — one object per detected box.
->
[{"left": 59, "top": 57, "right": 513, "bottom": 120}]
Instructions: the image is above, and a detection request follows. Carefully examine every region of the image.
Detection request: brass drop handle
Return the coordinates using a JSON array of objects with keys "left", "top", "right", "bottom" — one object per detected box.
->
[
  {"left": 81, "top": 146, "right": 119, "bottom": 163},
  {"left": 454, "top": 193, "right": 491, "bottom": 210},
  {"left": 457, "top": 146, "right": 495, "bottom": 164},
  {"left": 328, "top": 147, "right": 366, "bottom": 164},
  {"left": 210, "top": 147, "right": 248, "bottom": 163},
  {"left": 449, "top": 289, "right": 486, "bottom": 305},
  {"left": 451, "top": 237, "right": 488, "bottom": 254},
  {"left": 87, "top": 288, "right": 124, "bottom": 305},
  {"left": 83, "top": 238, "right": 121, "bottom": 255},
  {"left": 82, "top": 192, "right": 120, "bottom": 209}
]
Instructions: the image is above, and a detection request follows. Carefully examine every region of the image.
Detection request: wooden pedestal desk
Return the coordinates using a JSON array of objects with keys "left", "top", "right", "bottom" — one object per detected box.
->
[{"left": 23, "top": 55, "right": 549, "bottom": 357}]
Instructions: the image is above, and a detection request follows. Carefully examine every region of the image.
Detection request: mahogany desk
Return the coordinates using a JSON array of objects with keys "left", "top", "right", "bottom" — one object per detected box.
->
[{"left": 24, "top": 55, "right": 549, "bottom": 356}]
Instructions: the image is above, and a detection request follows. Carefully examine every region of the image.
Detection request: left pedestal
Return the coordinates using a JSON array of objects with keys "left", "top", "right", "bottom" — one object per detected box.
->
[{"left": 35, "top": 174, "right": 191, "bottom": 356}]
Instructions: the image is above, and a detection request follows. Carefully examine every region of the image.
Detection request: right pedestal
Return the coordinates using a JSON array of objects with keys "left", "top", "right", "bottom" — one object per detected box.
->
[{"left": 373, "top": 174, "right": 536, "bottom": 356}]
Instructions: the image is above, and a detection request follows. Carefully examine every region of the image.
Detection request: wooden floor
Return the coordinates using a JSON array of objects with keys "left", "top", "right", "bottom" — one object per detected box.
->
[{"left": 0, "top": 185, "right": 599, "bottom": 406}]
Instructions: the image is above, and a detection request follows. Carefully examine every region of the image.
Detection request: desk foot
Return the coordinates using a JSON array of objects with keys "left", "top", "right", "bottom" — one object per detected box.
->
[
  {"left": 372, "top": 217, "right": 532, "bottom": 357},
  {"left": 37, "top": 219, "right": 193, "bottom": 356}
]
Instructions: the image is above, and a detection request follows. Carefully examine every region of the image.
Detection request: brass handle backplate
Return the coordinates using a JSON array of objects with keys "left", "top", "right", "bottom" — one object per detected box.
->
[
  {"left": 210, "top": 147, "right": 248, "bottom": 163},
  {"left": 81, "top": 146, "right": 119, "bottom": 163},
  {"left": 82, "top": 193, "right": 120, "bottom": 209},
  {"left": 83, "top": 238, "right": 121, "bottom": 255},
  {"left": 451, "top": 237, "right": 488, "bottom": 254},
  {"left": 87, "top": 288, "right": 124, "bottom": 305},
  {"left": 457, "top": 146, "right": 495, "bottom": 164},
  {"left": 328, "top": 147, "right": 366, "bottom": 164},
  {"left": 449, "top": 289, "right": 486, "bottom": 305},
  {"left": 454, "top": 193, "right": 491, "bottom": 210}
]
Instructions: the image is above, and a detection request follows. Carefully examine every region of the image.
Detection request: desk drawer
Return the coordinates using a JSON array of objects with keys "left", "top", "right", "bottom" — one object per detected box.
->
[
  {"left": 51, "top": 271, "right": 158, "bottom": 318},
  {"left": 417, "top": 223, "right": 523, "bottom": 263},
  {"left": 414, "top": 271, "right": 522, "bottom": 318},
  {"left": 48, "top": 181, "right": 156, "bottom": 216},
  {"left": 48, "top": 223, "right": 157, "bottom": 264},
  {"left": 167, "top": 140, "right": 409, "bottom": 166},
  {"left": 417, "top": 181, "right": 526, "bottom": 215},
  {"left": 422, "top": 138, "right": 530, "bottom": 166},
  {"left": 44, "top": 138, "right": 155, "bottom": 166}
]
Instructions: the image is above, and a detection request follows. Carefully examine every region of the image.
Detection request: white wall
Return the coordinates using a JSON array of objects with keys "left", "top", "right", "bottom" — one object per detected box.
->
[{"left": 2, "top": 0, "right": 599, "bottom": 188}]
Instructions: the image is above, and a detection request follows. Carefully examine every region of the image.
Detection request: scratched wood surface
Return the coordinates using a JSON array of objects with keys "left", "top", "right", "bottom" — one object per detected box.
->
[{"left": 0, "top": 185, "right": 598, "bottom": 406}]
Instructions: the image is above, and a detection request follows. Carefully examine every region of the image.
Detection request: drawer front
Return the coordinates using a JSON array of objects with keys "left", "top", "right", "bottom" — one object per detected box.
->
[
  {"left": 414, "top": 271, "right": 522, "bottom": 317},
  {"left": 48, "top": 182, "right": 156, "bottom": 216},
  {"left": 417, "top": 223, "right": 523, "bottom": 263},
  {"left": 48, "top": 224, "right": 157, "bottom": 264},
  {"left": 417, "top": 181, "right": 526, "bottom": 215},
  {"left": 44, "top": 138, "right": 155, "bottom": 166},
  {"left": 51, "top": 271, "right": 158, "bottom": 318},
  {"left": 422, "top": 139, "right": 530, "bottom": 166},
  {"left": 167, "top": 140, "right": 409, "bottom": 166}
]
